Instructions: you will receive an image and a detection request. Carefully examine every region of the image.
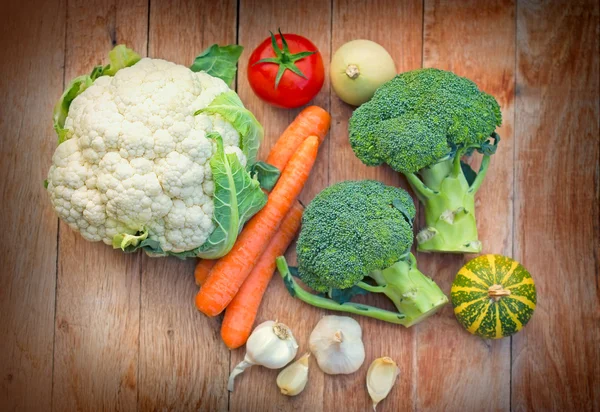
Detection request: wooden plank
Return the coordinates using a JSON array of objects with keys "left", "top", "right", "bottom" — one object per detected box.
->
[
  {"left": 137, "top": 1, "right": 236, "bottom": 410},
  {"left": 0, "top": 0, "right": 64, "bottom": 410},
  {"left": 328, "top": 1, "right": 423, "bottom": 411},
  {"left": 513, "top": 0, "right": 599, "bottom": 410},
  {"left": 416, "top": 1, "right": 515, "bottom": 410},
  {"left": 52, "top": 1, "right": 148, "bottom": 410},
  {"left": 230, "top": 1, "right": 331, "bottom": 410}
]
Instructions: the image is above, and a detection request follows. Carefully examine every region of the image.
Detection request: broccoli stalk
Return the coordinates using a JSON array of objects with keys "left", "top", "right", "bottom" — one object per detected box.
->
[
  {"left": 278, "top": 255, "right": 447, "bottom": 327},
  {"left": 407, "top": 150, "right": 491, "bottom": 253},
  {"left": 368, "top": 254, "right": 449, "bottom": 326}
]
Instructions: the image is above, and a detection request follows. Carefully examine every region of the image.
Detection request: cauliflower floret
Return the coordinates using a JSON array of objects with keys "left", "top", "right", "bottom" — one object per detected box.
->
[
  {"left": 180, "top": 130, "right": 212, "bottom": 164},
  {"left": 46, "top": 57, "right": 246, "bottom": 253},
  {"left": 154, "top": 152, "right": 206, "bottom": 204}
]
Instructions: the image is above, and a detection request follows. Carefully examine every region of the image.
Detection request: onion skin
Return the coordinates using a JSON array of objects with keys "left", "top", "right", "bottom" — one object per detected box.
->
[{"left": 330, "top": 40, "right": 396, "bottom": 106}]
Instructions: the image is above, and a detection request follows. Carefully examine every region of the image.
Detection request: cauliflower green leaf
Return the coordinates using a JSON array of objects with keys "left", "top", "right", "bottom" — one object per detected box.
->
[
  {"left": 190, "top": 44, "right": 244, "bottom": 86},
  {"left": 112, "top": 230, "right": 149, "bottom": 250},
  {"left": 250, "top": 161, "right": 281, "bottom": 191},
  {"left": 195, "top": 91, "right": 263, "bottom": 166},
  {"left": 117, "top": 231, "right": 169, "bottom": 257},
  {"left": 195, "top": 132, "right": 266, "bottom": 258},
  {"left": 53, "top": 75, "right": 93, "bottom": 144},
  {"left": 234, "top": 161, "right": 268, "bottom": 233},
  {"left": 101, "top": 44, "right": 142, "bottom": 76}
]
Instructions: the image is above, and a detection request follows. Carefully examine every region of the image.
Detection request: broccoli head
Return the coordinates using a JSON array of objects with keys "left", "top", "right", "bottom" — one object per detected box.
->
[
  {"left": 277, "top": 180, "right": 448, "bottom": 327},
  {"left": 296, "top": 180, "right": 415, "bottom": 292},
  {"left": 348, "top": 68, "right": 502, "bottom": 253}
]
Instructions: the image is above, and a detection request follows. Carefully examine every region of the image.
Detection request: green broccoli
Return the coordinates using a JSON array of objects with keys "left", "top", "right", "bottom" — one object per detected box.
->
[
  {"left": 348, "top": 68, "right": 502, "bottom": 253},
  {"left": 276, "top": 180, "right": 448, "bottom": 327}
]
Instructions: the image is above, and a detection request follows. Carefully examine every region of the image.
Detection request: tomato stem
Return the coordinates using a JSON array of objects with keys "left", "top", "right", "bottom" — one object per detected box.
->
[{"left": 254, "top": 28, "right": 316, "bottom": 89}]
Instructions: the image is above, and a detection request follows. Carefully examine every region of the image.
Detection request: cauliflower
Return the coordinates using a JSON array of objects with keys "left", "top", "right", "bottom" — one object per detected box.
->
[{"left": 46, "top": 45, "right": 266, "bottom": 258}]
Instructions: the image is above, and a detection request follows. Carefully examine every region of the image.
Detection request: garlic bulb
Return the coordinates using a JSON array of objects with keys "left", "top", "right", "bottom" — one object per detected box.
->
[
  {"left": 276, "top": 353, "right": 310, "bottom": 396},
  {"left": 309, "top": 315, "right": 365, "bottom": 375},
  {"left": 228, "top": 321, "right": 298, "bottom": 391},
  {"left": 366, "top": 357, "right": 400, "bottom": 411}
]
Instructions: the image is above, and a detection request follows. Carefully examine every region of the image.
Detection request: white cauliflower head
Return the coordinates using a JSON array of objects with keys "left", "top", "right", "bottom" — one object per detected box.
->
[{"left": 47, "top": 48, "right": 265, "bottom": 257}]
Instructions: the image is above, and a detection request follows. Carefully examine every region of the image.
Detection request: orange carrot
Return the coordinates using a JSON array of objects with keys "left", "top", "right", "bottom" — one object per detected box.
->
[
  {"left": 221, "top": 202, "right": 304, "bottom": 349},
  {"left": 195, "top": 135, "right": 320, "bottom": 316},
  {"left": 266, "top": 106, "right": 330, "bottom": 171},
  {"left": 192, "top": 106, "right": 329, "bottom": 288},
  {"left": 194, "top": 259, "right": 216, "bottom": 286}
]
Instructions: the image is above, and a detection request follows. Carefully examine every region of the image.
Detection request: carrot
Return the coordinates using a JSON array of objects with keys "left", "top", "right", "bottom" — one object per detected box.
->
[
  {"left": 194, "top": 106, "right": 327, "bottom": 284},
  {"left": 195, "top": 135, "right": 320, "bottom": 316},
  {"left": 265, "top": 106, "right": 330, "bottom": 171},
  {"left": 194, "top": 259, "right": 216, "bottom": 286},
  {"left": 221, "top": 202, "right": 304, "bottom": 349},
  {"left": 192, "top": 106, "right": 329, "bottom": 287}
]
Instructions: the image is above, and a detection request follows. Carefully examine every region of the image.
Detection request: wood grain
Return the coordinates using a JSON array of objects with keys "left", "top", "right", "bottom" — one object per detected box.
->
[
  {"left": 416, "top": 1, "right": 516, "bottom": 411},
  {"left": 328, "top": 1, "right": 423, "bottom": 411},
  {"left": 0, "top": 0, "right": 598, "bottom": 410},
  {"left": 137, "top": 1, "right": 236, "bottom": 410},
  {"left": 513, "top": 0, "right": 600, "bottom": 410},
  {"left": 0, "top": 0, "right": 64, "bottom": 410},
  {"left": 231, "top": 1, "right": 331, "bottom": 410},
  {"left": 52, "top": 1, "right": 147, "bottom": 410}
]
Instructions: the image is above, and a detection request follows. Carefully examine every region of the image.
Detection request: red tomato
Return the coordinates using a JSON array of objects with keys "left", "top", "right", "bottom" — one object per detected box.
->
[{"left": 248, "top": 30, "right": 324, "bottom": 109}]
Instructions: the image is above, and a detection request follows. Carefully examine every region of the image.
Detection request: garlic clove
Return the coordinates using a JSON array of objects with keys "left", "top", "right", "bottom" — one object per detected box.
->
[
  {"left": 276, "top": 353, "right": 310, "bottom": 396},
  {"left": 309, "top": 316, "right": 365, "bottom": 375},
  {"left": 366, "top": 357, "right": 400, "bottom": 411}
]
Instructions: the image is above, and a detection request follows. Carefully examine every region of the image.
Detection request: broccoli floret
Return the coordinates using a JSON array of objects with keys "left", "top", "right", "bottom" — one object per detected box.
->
[
  {"left": 348, "top": 68, "right": 502, "bottom": 253},
  {"left": 278, "top": 180, "right": 448, "bottom": 327},
  {"left": 297, "top": 180, "right": 415, "bottom": 292}
]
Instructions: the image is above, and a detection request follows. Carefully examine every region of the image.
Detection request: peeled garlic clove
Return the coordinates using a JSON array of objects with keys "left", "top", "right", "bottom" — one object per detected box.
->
[
  {"left": 276, "top": 353, "right": 310, "bottom": 396},
  {"left": 366, "top": 357, "right": 400, "bottom": 411}
]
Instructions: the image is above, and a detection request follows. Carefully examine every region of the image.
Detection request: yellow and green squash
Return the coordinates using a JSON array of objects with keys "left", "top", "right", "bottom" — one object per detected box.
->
[{"left": 451, "top": 254, "right": 536, "bottom": 339}]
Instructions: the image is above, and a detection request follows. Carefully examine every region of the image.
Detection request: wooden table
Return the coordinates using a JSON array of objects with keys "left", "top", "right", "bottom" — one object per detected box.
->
[{"left": 1, "top": 0, "right": 598, "bottom": 410}]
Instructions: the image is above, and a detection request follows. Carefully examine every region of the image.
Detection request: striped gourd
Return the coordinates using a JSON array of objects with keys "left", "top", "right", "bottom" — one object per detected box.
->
[{"left": 451, "top": 254, "right": 536, "bottom": 339}]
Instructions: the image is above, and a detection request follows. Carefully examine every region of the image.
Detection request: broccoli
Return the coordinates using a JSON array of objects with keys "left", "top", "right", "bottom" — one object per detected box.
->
[
  {"left": 348, "top": 68, "right": 502, "bottom": 253},
  {"left": 276, "top": 180, "right": 448, "bottom": 327}
]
